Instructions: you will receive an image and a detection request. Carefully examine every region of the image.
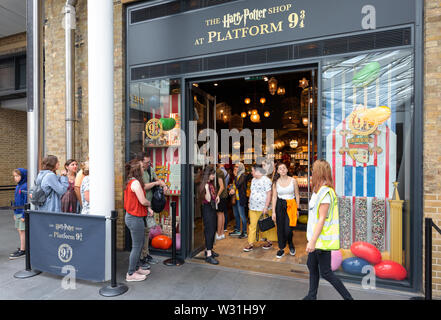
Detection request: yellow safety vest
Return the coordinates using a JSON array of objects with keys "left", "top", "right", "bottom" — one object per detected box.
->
[{"left": 308, "top": 186, "right": 340, "bottom": 250}]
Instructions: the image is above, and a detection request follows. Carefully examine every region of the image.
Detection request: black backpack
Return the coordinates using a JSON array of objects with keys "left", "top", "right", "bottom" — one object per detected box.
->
[
  {"left": 29, "top": 171, "right": 51, "bottom": 206},
  {"left": 151, "top": 186, "right": 166, "bottom": 213},
  {"left": 148, "top": 167, "right": 166, "bottom": 213}
]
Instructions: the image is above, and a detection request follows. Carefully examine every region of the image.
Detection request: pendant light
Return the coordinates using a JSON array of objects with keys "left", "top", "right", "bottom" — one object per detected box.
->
[
  {"left": 299, "top": 78, "right": 309, "bottom": 89},
  {"left": 277, "top": 86, "right": 285, "bottom": 95},
  {"left": 268, "top": 77, "right": 278, "bottom": 95},
  {"left": 250, "top": 113, "right": 261, "bottom": 123},
  {"left": 290, "top": 139, "right": 298, "bottom": 148}
]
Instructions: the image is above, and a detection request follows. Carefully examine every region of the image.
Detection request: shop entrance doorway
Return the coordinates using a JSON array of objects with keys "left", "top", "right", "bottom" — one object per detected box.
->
[{"left": 189, "top": 67, "right": 318, "bottom": 277}]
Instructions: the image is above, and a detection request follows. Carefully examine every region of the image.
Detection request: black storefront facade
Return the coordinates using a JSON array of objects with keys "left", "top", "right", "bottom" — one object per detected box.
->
[{"left": 125, "top": 0, "right": 423, "bottom": 293}]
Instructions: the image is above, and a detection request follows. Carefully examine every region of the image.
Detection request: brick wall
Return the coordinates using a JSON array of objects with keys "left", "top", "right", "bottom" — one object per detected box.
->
[
  {"left": 43, "top": 0, "right": 126, "bottom": 249},
  {"left": 113, "top": 1, "right": 127, "bottom": 250},
  {"left": 424, "top": 0, "right": 441, "bottom": 298},
  {"left": 0, "top": 32, "right": 27, "bottom": 207},
  {"left": 0, "top": 108, "right": 27, "bottom": 207}
]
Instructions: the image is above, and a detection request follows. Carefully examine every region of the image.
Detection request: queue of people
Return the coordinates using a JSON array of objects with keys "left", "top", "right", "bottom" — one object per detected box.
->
[
  {"left": 12, "top": 154, "right": 352, "bottom": 298},
  {"left": 9, "top": 155, "right": 86, "bottom": 260},
  {"left": 26, "top": 155, "right": 90, "bottom": 215}
]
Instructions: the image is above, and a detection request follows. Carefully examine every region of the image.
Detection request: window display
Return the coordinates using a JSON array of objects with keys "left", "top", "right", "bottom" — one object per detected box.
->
[
  {"left": 129, "top": 78, "right": 182, "bottom": 250},
  {"left": 322, "top": 49, "right": 414, "bottom": 282}
]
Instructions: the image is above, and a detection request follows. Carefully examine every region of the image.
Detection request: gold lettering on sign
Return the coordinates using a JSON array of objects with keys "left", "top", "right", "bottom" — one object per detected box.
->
[
  {"left": 207, "top": 21, "right": 283, "bottom": 43},
  {"left": 131, "top": 95, "right": 145, "bottom": 105},
  {"left": 195, "top": 3, "right": 306, "bottom": 46}
]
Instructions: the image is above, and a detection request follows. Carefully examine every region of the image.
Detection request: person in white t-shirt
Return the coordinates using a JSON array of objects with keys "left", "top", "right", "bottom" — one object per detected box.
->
[{"left": 243, "top": 165, "right": 278, "bottom": 252}]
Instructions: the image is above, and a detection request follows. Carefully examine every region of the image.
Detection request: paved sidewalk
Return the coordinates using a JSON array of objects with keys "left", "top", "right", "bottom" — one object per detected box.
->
[{"left": 0, "top": 210, "right": 420, "bottom": 300}]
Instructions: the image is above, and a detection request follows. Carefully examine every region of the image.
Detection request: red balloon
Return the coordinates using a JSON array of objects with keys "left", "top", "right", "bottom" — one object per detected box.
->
[
  {"left": 350, "top": 241, "right": 382, "bottom": 265},
  {"left": 151, "top": 235, "right": 172, "bottom": 250},
  {"left": 374, "top": 260, "right": 407, "bottom": 281}
]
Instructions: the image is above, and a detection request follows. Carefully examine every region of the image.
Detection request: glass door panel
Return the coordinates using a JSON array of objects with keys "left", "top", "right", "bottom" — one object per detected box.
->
[{"left": 190, "top": 84, "right": 216, "bottom": 255}]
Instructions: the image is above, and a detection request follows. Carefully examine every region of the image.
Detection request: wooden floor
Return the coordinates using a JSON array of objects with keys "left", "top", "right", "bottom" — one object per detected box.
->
[{"left": 190, "top": 221, "right": 310, "bottom": 279}]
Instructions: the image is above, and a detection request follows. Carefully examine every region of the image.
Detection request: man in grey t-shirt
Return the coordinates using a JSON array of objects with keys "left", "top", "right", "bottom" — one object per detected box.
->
[{"left": 136, "top": 152, "right": 168, "bottom": 268}]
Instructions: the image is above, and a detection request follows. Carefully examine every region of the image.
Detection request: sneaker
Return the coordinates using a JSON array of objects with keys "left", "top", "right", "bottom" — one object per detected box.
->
[
  {"left": 289, "top": 247, "right": 296, "bottom": 256},
  {"left": 205, "top": 255, "right": 219, "bottom": 265},
  {"left": 262, "top": 241, "right": 272, "bottom": 250},
  {"left": 238, "top": 233, "right": 248, "bottom": 239},
  {"left": 9, "top": 248, "right": 20, "bottom": 257},
  {"left": 276, "top": 249, "right": 285, "bottom": 258},
  {"left": 139, "top": 261, "right": 151, "bottom": 270},
  {"left": 136, "top": 268, "right": 151, "bottom": 276},
  {"left": 302, "top": 295, "right": 317, "bottom": 300},
  {"left": 146, "top": 255, "right": 159, "bottom": 264},
  {"left": 126, "top": 272, "right": 146, "bottom": 282},
  {"left": 9, "top": 250, "right": 25, "bottom": 260},
  {"left": 216, "top": 233, "right": 226, "bottom": 240},
  {"left": 243, "top": 245, "right": 254, "bottom": 252},
  {"left": 229, "top": 230, "right": 241, "bottom": 237}
]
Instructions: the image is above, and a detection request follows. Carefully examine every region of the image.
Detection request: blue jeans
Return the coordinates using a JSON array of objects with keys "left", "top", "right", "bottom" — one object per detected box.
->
[{"left": 233, "top": 202, "right": 247, "bottom": 234}]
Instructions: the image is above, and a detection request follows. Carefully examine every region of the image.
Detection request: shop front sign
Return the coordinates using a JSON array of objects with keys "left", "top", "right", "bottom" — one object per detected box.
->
[{"left": 128, "top": 0, "right": 415, "bottom": 66}]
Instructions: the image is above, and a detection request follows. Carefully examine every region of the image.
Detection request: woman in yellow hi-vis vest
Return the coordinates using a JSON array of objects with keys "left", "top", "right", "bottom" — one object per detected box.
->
[{"left": 303, "top": 160, "right": 353, "bottom": 300}]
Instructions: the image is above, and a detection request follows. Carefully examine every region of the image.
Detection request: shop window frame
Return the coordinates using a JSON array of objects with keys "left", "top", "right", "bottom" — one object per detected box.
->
[{"left": 125, "top": 1, "right": 424, "bottom": 292}]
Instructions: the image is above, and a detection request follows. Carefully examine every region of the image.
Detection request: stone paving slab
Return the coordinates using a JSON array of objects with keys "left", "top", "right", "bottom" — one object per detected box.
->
[{"left": 0, "top": 211, "right": 421, "bottom": 301}]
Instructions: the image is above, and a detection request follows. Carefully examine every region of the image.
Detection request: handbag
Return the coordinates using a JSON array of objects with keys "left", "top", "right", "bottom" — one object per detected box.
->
[
  {"left": 61, "top": 182, "right": 78, "bottom": 213},
  {"left": 210, "top": 199, "right": 217, "bottom": 211},
  {"left": 257, "top": 212, "right": 275, "bottom": 232},
  {"left": 146, "top": 215, "right": 157, "bottom": 229}
]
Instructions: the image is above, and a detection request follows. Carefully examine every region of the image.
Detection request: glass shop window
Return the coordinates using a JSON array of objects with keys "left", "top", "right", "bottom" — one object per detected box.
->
[
  {"left": 129, "top": 78, "right": 182, "bottom": 252},
  {"left": 321, "top": 49, "right": 414, "bottom": 283},
  {"left": 0, "top": 58, "right": 15, "bottom": 93}
]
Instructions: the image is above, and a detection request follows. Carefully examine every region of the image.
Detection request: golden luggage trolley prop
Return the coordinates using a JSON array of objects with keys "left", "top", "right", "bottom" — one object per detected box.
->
[{"left": 389, "top": 181, "right": 404, "bottom": 265}]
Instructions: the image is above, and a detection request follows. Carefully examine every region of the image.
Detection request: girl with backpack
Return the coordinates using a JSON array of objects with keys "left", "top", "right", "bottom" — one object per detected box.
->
[
  {"left": 61, "top": 159, "right": 79, "bottom": 213},
  {"left": 33, "top": 155, "right": 69, "bottom": 212}
]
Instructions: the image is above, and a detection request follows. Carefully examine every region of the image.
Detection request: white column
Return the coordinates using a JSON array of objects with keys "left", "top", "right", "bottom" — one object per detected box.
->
[
  {"left": 27, "top": 0, "right": 40, "bottom": 210},
  {"left": 88, "top": 0, "right": 114, "bottom": 216}
]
